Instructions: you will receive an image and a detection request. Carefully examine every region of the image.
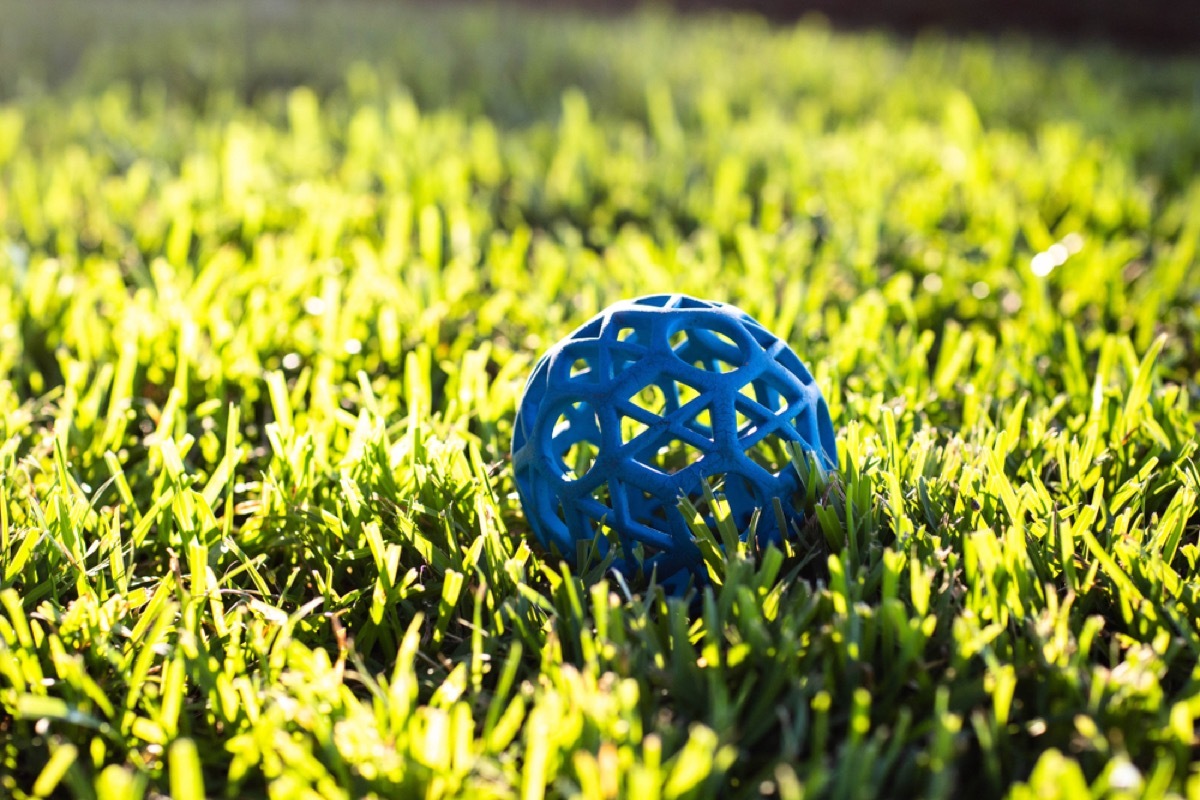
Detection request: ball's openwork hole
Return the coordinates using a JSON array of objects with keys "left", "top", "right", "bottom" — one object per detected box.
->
[
  {"left": 737, "top": 374, "right": 806, "bottom": 474},
  {"left": 586, "top": 481, "right": 613, "bottom": 516},
  {"left": 683, "top": 404, "right": 714, "bottom": 439},
  {"left": 553, "top": 401, "right": 602, "bottom": 481},
  {"left": 602, "top": 481, "right": 614, "bottom": 508},
  {"left": 670, "top": 325, "right": 743, "bottom": 374},
  {"left": 639, "top": 435, "right": 706, "bottom": 475},
  {"left": 735, "top": 404, "right": 757, "bottom": 437},
  {"left": 738, "top": 376, "right": 794, "bottom": 413},
  {"left": 561, "top": 440, "right": 598, "bottom": 482},
  {"left": 634, "top": 384, "right": 669, "bottom": 414},
  {"left": 620, "top": 384, "right": 667, "bottom": 443},
  {"left": 674, "top": 380, "right": 702, "bottom": 408},
  {"left": 744, "top": 432, "right": 796, "bottom": 474},
  {"left": 620, "top": 414, "right": 650, "bottom": 444},
  {"left": 617, "top": 326, "right": 639, "bottom": 343},
  {"left": 632, "top": 488, "right": 670, "bottom": 526}
]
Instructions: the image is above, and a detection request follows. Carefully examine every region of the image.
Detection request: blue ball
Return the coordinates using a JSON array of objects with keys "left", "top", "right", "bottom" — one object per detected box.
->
[{"left": 511, "top": 294, "right": 837, "bottom": 590}]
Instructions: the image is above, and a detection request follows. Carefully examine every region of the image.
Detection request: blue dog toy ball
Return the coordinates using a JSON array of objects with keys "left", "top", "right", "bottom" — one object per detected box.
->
[{"left": 511, "top": 294, "right": 837, "bottom": 590}]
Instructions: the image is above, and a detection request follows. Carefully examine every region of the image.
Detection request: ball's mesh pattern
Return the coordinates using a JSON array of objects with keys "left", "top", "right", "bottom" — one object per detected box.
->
[{"left": 511, "top": 294, "right": 837, "bottom": 589}]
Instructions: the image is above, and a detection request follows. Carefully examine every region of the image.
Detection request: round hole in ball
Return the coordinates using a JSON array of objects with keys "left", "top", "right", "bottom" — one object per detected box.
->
[
  {"left": 671, "top": 323, "right": 744, "bottom": 374},
  {"left": 551, "top": 401, "right": 602, "bottom": 482}
]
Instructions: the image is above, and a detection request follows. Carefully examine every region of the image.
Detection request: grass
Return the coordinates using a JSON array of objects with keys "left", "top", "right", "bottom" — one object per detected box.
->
[{"left": 1, "top": 1, "right": 1199, "bottom": 797}]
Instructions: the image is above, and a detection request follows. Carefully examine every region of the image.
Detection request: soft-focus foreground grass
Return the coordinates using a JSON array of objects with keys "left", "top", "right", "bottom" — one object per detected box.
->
[{"left": 2, "top": 2, "right": 1200, "bottom": 798}]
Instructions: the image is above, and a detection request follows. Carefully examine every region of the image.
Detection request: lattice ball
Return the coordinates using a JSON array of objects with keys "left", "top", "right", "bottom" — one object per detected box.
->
[{"left": 511, "top": 294, "right": 837, "bottom": 589}]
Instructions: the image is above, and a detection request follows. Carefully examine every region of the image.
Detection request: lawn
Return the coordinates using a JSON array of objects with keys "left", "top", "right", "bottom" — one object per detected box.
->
[{"left": 1, "top": 1, "right": 1199, "bottom": 798}]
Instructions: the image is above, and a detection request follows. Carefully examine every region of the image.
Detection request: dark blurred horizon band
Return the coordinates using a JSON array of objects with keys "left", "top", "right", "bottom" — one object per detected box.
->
[{"left": 508, "top": 0, "right": 1199, "bottom": 50}]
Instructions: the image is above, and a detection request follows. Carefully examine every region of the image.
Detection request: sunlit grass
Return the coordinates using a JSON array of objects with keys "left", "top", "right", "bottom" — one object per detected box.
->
[{"left": 0, "top": 2, "right": 1199, "bottom": 798}]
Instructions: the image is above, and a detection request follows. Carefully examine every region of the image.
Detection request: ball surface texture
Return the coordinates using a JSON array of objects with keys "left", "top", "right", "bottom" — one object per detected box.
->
[{"left": 511, "top": 294, "right": 837, "bottom": 589}]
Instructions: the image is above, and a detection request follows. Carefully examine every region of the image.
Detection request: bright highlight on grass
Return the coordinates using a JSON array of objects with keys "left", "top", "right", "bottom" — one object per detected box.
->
[{"left": 0, "top": 1, "right": 1198, "bottom": 799}]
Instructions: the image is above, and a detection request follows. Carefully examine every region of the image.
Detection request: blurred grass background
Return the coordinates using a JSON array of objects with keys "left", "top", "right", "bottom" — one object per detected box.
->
[{"left": 1, "top": 2, "right": 1200, "bottom": 799}]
